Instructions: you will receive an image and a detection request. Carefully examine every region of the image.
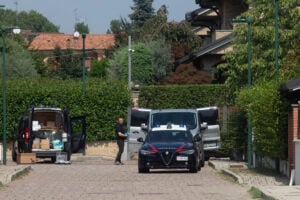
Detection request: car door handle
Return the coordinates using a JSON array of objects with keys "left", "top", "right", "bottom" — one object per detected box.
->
[{"left": 132, "top": 131, "right": 139, "bottom": 134}]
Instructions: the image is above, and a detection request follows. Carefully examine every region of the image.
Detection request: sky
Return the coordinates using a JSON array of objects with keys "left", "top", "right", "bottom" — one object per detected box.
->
[{"left": 0, "top": 0, "right": 199, "bottom": 34}]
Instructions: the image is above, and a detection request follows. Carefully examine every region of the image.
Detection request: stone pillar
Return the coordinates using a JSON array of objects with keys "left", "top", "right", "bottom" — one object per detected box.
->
[{"left": 288, "top": 104, "right": 299, "bottom": 174}]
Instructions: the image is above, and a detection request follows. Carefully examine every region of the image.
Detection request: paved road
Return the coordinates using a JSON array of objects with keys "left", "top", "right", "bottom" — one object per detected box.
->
[{"left": 0, "top": 159, "right": 252, "bottom": 200}]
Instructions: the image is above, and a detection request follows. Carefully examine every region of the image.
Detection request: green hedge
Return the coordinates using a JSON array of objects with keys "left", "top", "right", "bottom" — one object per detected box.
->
[
  {"left": 138, "top": 84, "right": 228, "bottom": 109},
  {"left": 0, "top": 78, "right": 130, "bottom": 141}
]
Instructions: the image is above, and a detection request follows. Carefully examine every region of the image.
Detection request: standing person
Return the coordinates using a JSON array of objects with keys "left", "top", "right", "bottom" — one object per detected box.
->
[{"left": 115, "top": 117, "right": 127, "bottom": 165}]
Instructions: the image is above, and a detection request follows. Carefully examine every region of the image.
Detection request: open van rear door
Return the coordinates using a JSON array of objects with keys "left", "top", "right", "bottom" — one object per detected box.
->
[
  {"left": 197, "top": 107, "right": 221, "bottom": 151},
  {"left": 70, "top": 116, "right": 86, "bottom": 153},
  {"left": 128, "top": 108, "right": 151, "bottom": 159}
]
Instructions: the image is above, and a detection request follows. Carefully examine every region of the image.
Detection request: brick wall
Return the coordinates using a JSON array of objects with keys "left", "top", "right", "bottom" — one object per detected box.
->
[{"left": 288, "top": 104, "right": 299, "bottom": 173}]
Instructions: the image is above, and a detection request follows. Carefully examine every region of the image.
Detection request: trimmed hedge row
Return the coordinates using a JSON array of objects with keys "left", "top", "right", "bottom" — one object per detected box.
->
[
  {"left": 138, "top": 84, "right": 228, "bottom": 109},
  {"left": 0, "top": 78, "right": 130, "bottom": 141}
]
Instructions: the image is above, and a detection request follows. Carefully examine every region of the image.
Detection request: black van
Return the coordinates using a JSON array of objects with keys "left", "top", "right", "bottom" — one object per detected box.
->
[{"left": 12, "top": 106, "right": 86, "bottom": 162}]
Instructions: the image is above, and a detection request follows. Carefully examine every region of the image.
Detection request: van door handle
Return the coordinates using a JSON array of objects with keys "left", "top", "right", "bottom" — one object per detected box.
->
[{"left": 133, "top": 131, "right": 139, "bottom": 134}]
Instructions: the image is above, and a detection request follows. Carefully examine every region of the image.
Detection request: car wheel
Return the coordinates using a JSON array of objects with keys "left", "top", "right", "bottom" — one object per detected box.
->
[
  {"left": 201, "top": 159, "right": 205, "bottom": 167},
  {"left": 189, "top": 168, "right": 198, "bottom": 173},
  {"left": 12, "top": 142, "right": 17, "bottom": 162},
  {"left": 138, "top": 167, "right": 149, "bottom": 173}
]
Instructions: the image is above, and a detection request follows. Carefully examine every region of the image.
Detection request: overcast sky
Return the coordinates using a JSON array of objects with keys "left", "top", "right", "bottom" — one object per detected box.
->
[{"left": 0, "top": 0, "right": 199, "bottom": 34}]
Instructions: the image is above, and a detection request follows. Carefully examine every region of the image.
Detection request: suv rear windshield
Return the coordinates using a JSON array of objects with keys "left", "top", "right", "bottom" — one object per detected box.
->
[
  {"left": 151, "top": 112, "right": 197, "bottom": 129},
  {"left": 146, "top": 130, "right": 192, "bottom": 143}
]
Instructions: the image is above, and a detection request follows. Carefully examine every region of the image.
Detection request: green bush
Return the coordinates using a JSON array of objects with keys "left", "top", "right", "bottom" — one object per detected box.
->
[
  {"left": 138, "top": 84, "right": 228, "bottom": 109},
  {"left": 0, "top": 78, "right": 130, "bottom": 141},
  {"left": 237, "top": 81, "right": 288, "bottom": 159}
]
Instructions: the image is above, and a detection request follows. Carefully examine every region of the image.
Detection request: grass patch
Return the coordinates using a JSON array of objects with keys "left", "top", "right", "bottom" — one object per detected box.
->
[
  {"left": 248, "top": 187, "right": 277, "bottom": 200},
  {"left": 248, "top": 187, "right": 263, "bottom": 199},
  {"left": 11, "top": 167, "right": 32, "bottom": 182}
]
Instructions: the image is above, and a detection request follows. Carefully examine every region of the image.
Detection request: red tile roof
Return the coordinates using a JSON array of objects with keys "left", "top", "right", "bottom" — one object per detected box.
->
[{"left": 28, "top": 33, "right": 115, "bottom": 50}]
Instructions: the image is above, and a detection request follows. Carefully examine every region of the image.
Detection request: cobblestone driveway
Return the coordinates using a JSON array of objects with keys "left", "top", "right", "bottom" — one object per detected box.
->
[{"left": 0, "top": 159, "right": 252, "bottom": 200}]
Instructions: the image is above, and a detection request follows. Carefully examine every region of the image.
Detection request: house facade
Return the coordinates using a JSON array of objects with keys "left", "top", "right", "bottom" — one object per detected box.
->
[
  {"left": 177, "top": 0, "right": 248, "bottom": 82},
  {"left": 28, "top": 33, "right": 115, "bottom": 68}
]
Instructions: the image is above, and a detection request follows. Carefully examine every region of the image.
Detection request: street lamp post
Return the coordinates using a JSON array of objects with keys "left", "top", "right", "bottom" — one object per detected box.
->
[
  {"left": 232, "top": 17, "right": 252, "bottom": 168},
  {"left": 82, "top": 33, "right": 86, "bottom": 96},
  {"left": 126, "top": 35, "right": 134, "bottom": 160},
  {"left": 73, "top": 32, "right": 87, "bottom": 96},
  {"left": 274, "top": 0, "right": 279, "bottom": 79},
  {"left": 1, "top": 26, "right": 21, "bottom": 165}
]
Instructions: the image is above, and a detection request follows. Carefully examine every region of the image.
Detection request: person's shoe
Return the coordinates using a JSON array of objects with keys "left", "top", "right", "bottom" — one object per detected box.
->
[
  {"left": 114, "top": 161, "right": 121, "bottom": 165},
  {"left": 120, "top": 162, "right": 125, "bottom": 165}
]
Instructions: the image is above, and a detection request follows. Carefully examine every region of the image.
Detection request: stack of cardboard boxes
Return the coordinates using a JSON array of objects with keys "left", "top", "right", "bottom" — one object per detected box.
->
[{"left": 32, "top": 139, "right": 50, "bottom": 150}]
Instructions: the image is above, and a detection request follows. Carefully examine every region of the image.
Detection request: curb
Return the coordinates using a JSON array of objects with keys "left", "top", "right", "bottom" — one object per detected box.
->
[
  {"left": 208, "top": 160, "right": 278, "bottom": 200},
  {"left": 0, "top": 165, "right": 31, "bottom": 185},
  {"left": 208, "top": 160, "right": 243, "bottom": 184},
  {"left": 221, "top": 169, "right": 244, "bottom": 184}
]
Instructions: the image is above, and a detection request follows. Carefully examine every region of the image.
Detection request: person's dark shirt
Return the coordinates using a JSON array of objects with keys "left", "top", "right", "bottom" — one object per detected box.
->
[{"left": 116, "top": 123, "right": 126, "bottom": 140}]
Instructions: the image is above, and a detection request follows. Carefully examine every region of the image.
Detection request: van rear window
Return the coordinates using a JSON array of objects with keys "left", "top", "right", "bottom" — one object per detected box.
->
[
  {"left": 198, "top": 109, "right": 218, "bottom": 125},
  {"left": 151, "top": 112, "right": 197, "bottom": 129},
  {"left": 131, "top": 110, "right": 150, "bottom": 126}
]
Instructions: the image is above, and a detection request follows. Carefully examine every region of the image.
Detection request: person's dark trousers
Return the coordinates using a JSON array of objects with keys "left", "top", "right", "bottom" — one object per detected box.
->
[{"left": 115, "top": 139, "right": 124, "bottom": 162}]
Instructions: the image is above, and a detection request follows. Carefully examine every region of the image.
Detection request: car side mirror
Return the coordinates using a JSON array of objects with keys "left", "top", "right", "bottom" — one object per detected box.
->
[
  {"left": 200, "top": 122, "right": 208, "bottom": 131},
  {"left": 137, "top": 137, "right": 144, "bottom": 143},
  {"left": 141, "top": 123, "right": 148, "bottom": 131}
]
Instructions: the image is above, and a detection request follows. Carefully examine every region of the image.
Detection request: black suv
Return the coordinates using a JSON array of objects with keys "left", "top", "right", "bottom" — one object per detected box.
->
[
  {"left": 12, "top": 106, "right": 86, "bottom": 162},
  {"left": 137, "top": 124, "right": 202, "bottom": 173}
]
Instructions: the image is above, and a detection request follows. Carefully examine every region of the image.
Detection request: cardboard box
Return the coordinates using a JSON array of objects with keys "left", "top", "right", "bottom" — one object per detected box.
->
[
  {"left": 17, "top": 153, "right": 36, "bottom": 164},
  {"left": 32, "top": 143, "right": 40, "bottom": 149},
  {"left": 41, "top": 139, "right": 50, "bottom": 149}
]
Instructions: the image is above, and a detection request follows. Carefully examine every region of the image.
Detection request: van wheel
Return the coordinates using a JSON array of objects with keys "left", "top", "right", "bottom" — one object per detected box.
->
[{"left": 51, "top": 157, "right": 56, "bottom": 163}]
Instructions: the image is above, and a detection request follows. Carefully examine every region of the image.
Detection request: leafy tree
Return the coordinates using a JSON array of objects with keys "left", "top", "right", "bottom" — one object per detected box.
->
[
  {"left": 89, "top": 58, "right": 110, "bottom": 78},
  {"left": 138, "top": 5, "right": 168, "bottom": 42},
  {"left": 17, "top": 10, "right": 59, "bottom": 32},
  {"left": 166, "top": 22, "right": 202, "bottom": 60},
  {"left": 218, "top": 0, "right": 299, "bottom": 160},
  {"left": 107, "top": 18, "right": 131, "bottom": 47},
  {"left": 139, "top": 6, "right": 201, "bottom": 60},
  {"left": 129, "top": 0, "right": 155, "bottom": 28},
  {"left": 109, "top": 42, "right": 154, "bottom": 85},
  {"left": 47, "top": 47, "right": 82, "bottom": 79},
  {"left": 75, "top": 22, "right": 90, "bottom": 34},
  {"left": 32, "top": 52, "right": 48, "bottom": 77},
  {"left": 219, "top": 0, "right": 300, "bottom": 96},
  {"left": 164, "top": 64, "right": 212, "bottom": 84},
  {"left": 59, "top": 49, "right": 82, "bottom": 79},
  {"left": 0, "top": 39, "right": 38, "bottom": 78},
  {"left": 148, "top": 38, "right": 172, "bottom": 83},
  {"left": 0, "top": 9, "right": 59, "bottom": 32},
  {"left": 109, "top": 39, "right": 173, "bottom": 85}
]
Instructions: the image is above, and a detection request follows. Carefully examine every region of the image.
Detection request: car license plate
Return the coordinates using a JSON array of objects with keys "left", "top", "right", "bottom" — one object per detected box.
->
[
  {"left": 204, "top": 143, "right": 217, "bottom": 148},
  {"left": 176, "top": 156, "right": 188, "bottom": 161}
]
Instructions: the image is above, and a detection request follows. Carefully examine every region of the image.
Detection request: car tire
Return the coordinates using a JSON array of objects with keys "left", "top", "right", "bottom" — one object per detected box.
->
[
  {"left": 189, "top": 168, "right": 198, "bottom": 173},
  {"left": 138, "top": 167, "right": 149, "bottom": 173},
  {"left": 201, "top": 160, "right": 205, "bottom": 167}
]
